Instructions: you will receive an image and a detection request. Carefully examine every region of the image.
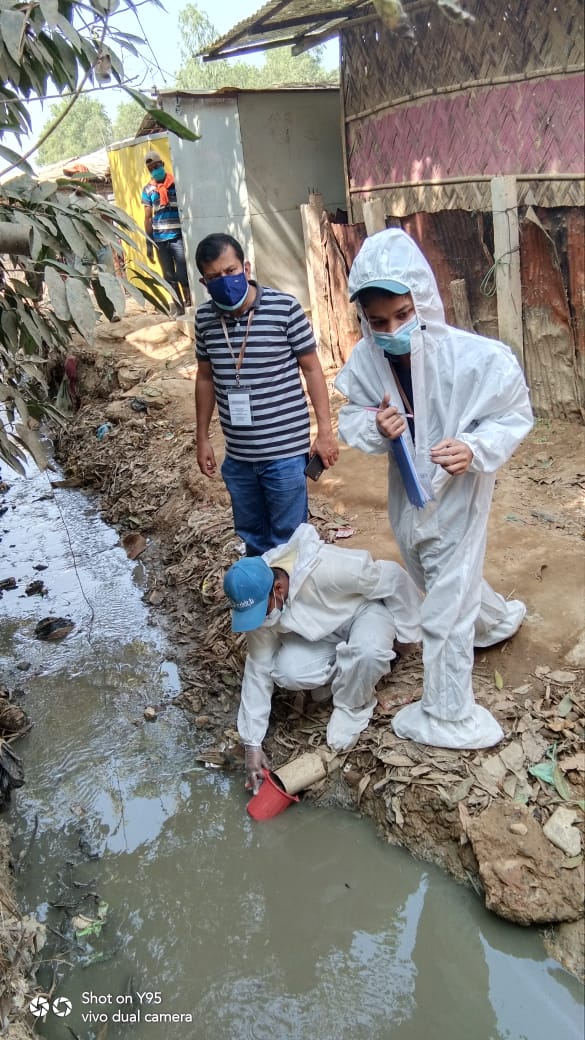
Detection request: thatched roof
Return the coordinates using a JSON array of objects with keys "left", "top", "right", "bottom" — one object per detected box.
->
[{"left": 201, "top": 0, "right": 371, "bottom": 61}]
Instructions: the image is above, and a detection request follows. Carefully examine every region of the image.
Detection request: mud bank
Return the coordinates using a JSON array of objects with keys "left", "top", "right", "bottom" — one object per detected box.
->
[
  {"left": 0, "top": 819, "right": 41, "bottom": 1038},
  {"left": 40, "top": 310, "right": 585, "bottom": 979}
]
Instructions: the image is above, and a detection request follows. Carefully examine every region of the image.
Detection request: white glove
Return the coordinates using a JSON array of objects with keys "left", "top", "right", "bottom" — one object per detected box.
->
[{"left": 244, "top": 745, "right": 269, "bottom": 795}]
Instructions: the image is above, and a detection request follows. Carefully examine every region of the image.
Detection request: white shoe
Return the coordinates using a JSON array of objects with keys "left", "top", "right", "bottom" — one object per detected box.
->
[{"left": 326, "top": 700, "right": 376, "bottom": 752}]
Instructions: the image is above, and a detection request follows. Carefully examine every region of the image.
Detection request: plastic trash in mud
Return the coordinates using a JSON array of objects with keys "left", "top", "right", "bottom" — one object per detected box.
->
[
  {"left": 34, "top": 617, "right": 75, "bottom": 641},
  {"left": 0, "top": 738, "right": 25, "bottom": 802},
  {"left": 274, "top": 752, "right": 328, "bottom": 795},
  {"left": 72, "top": 901, "right": 109, "bottom": 940},
  {"left": 247, "top": 769, "right": 299, "bottom": 821},
  {"left": 246, "top": 752, "right": 331, "bottom": 821},
  {"left": 121, "top": 532, "right": 146, "bottom": 559},
  {"left": 0, "top": 696, "right": 29, "bottom": 735},
  {"left": 25, "top": 580, "right": 46, "bottom": 596},
  {"left": 130, "top": 397, "right": 148, "bottom": 413},
  {"left": 96, "top": 422, "right": 112, "bottom": 440}
]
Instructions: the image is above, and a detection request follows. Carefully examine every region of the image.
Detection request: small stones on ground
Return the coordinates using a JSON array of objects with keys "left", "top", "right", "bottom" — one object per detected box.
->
[
  {"left": 543, "top": 807, "right": 582, "bottom": 858},
  {"left": 509, "top": 822, "right": 528, "bottom": 836},
  {"left": 143, "top": 706, "right": 158, "bottom": 721},
  {"left": 25, "top": 580, "right": 46, "bottom": 596}
]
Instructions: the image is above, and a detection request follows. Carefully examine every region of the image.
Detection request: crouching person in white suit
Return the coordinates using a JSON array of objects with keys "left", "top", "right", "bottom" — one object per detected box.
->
[{"left": 223, "top": 523, "right": 422, "bottom": 794}]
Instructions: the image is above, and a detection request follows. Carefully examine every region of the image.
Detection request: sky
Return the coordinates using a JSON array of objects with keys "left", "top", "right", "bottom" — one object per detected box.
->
[{"left": 24, "top": 0, "right": 339, "bottom": 141}]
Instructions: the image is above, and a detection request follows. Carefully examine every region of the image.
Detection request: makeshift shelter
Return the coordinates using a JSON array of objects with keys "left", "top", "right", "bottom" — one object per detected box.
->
[
  {"left": 36, "top": 147, "right": 112, "bottom": 194},
  {"left": 128, "top": 86, "right": 345, "bottom": 311},
  {"left": 203, "top": 0, "right": 585, "bottom": 418}
]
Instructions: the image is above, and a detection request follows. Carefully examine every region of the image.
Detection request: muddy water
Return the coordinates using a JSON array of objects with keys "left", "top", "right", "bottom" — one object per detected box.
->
[{"left": 1, "top": 464, "right": 583, "bottom": 1040}]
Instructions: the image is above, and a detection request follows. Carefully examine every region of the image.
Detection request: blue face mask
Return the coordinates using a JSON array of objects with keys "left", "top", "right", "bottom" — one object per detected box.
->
[
  {"left": 150, "top": 166, "right": 166, "bottom": 183},
  {"left": 206, "top": 272, "right": 249, "bottom": 311},
  {"left": 371, "top": 315, "right": 418, "bottom": 356}
]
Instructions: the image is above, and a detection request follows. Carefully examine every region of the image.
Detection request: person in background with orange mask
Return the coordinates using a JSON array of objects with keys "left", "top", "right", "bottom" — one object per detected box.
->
[{"left": 142, "top": 149, "right": 191, "bottom": 317}]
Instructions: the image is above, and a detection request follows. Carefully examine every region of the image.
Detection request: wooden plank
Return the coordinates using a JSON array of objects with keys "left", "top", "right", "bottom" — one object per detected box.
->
[
  {"left": 300, "top": 192, "right": 326, "bottom": 353},
  {"left": 519, "top": 210, "right": 580, "bottom": 418},
  {"left": 450, "top": 279, "right": 474, "bottom": 332},
  {"left": 491, "top": 175, "right": 524, "bottom": 367},
  {"left": 362, "top": 198, "right": 386, "bottom": 236},
  {"left": 321, "top": 217, "right": 362, "bottom": 368}
]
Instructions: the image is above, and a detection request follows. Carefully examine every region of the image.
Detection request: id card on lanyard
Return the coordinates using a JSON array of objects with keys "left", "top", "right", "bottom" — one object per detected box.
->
[
  {"left": 221, "top": 311, "right": 255, "bottom": 427},
  {"left": 227, "top": 386, "right": 253, "bottom": 426}
]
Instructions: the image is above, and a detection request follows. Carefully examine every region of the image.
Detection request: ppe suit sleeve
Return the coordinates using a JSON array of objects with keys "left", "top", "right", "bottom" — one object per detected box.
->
[
  {"left": 325, "top": 548, "right": 422, "bottom": 644},
  {"left": 237, "top": 629, "right": 279, "bottom": 747},
  {"left": 458, "top": 355, "right": 533, "bottom": 472},
  {"left": 335, "top": 345, "right": 391, "bottom": 455},
  {"left": 337, "top": 403, "right": 390, "bottom": 455}
]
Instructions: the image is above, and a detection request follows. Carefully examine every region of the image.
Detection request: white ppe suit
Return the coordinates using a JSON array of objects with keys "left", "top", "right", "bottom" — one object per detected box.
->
[
  {"left": 237, "top": 523, "right": 422, "bottom": 752},
  {"left": 335, "top": 229, "right": 534, "bottom": 749}
]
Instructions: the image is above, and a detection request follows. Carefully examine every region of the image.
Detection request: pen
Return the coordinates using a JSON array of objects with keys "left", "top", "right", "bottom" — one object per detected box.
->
[{"left": 364, "top": 406, "right": 414, "bottom": 418}]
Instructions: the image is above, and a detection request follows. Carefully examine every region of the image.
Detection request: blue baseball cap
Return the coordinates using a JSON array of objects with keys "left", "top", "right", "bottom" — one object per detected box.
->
[
  {"left": 349, "top": 278, "right": 410, "bottom": 302},
  {"left": 223, "top": 557, "right": 274, "bottom": 632}
]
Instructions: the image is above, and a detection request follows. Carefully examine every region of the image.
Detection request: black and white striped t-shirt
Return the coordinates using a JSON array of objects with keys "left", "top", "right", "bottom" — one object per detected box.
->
[{"left": 195, "top": 284, "right": 316, "bottom": 462}]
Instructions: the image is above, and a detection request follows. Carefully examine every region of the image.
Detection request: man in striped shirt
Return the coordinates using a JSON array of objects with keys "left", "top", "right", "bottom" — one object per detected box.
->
[
  {"left": 142, "top": 150, "right": 191, "bottom": 317},
  {"left": 195, "top": 233, "right": 338, "bottom": 556}
]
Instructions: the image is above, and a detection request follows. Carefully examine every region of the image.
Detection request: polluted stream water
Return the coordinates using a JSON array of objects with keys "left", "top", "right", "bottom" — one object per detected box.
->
[{"left": 0, "top": 463, "right": 583, "bottom": 1040}]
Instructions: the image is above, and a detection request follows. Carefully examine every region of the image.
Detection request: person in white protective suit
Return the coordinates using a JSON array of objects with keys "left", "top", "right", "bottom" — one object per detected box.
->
[
  {"left": 223, "top": 522, "right": 422, "bottom": 793},
  {"left": 335, "top": 228, "right": 534, "bottom": 750}
]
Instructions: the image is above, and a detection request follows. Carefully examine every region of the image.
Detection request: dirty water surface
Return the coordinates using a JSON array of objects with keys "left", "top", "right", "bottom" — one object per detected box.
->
[{"left": 1, "top": 465, "right": 583, "bottom": 1040}]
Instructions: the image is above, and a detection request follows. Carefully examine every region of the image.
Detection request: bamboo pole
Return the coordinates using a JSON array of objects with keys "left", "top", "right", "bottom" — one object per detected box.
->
[
  {"left": 450, "top": 278, "right": 474, "bottom": 332},
  {"left": 344, "top": 64, "right": 585, "bottom": 123},
  {"left": 349, "top": 172, "right": 585, "bottom": 193},
  {"left": 300, "top": 192, "right": 326, "bottom": 351},
  {"left": 491, "top": 175, "right": 524, "bottom": 368}
]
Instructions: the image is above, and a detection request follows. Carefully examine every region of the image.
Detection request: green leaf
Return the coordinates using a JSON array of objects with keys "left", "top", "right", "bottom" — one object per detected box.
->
[
  {"left": 44, "top": 265, "right": 70, "bottom": 320},
  {"left": 528, "top": 761, "right": 555, "bottom": 786},
  {"left": 39, "top": 0, "right": 60, "bottom": 26},
  {"left": 0, "top": 144, "right": 33, "bottom": 174},
  {"left": 0, "top": 427, "right": 27, "bottom": 476},
  {"left": 1, "top": 308, "right": 18, "bottom": 347},
  {"left": 123, "top": 87, "right": 201, "bottom": 141},
  {"left": 65, "top": 278, "right": 96, "bottom": 343},
  {"left": 557, "top": 693, "right": 573, "bottom": 718},
  {"left": 56, "top": 212, "right": 88, "bottom": 257},
  {"left": 91, "top": 277, "right": 115, "bottom": 321},
  {"left": 0, "top": 10, "right": 26, "bottom": 61},
  {"left": 494, "top": 669, "right": 504, "bottom": 690},
  {"left": 552, "top": 765, "right": 573, "bottom": 802},
  {"left": 97, "top": 270, "right": 125, "bottom": 317},
  {"left": 13, "top": 424, "right": 48, "bottom": 470}
]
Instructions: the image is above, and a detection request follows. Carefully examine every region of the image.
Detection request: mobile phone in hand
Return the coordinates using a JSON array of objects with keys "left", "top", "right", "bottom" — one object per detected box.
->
[{"left": 304, "top": 454, "right": 326, "bottom": 481}]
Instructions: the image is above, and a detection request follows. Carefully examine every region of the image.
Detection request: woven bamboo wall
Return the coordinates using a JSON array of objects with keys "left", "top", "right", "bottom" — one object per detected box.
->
[{"left": 342, "top": 0, "right": 584, "bottom": 214}]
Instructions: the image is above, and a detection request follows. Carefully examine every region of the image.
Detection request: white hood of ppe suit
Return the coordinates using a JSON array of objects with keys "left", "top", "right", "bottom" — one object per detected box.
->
[
  {"left": 237, "top": 523, "right": 422, "bottom": 746},
  {"left": 336, "top": 228, "right": 534, "bottom": 494}
]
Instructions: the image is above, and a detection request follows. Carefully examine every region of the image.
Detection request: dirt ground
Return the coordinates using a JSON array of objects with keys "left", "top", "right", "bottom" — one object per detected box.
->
[{"left": 2, "top": 296, "right": 584, "bottom": 1021}]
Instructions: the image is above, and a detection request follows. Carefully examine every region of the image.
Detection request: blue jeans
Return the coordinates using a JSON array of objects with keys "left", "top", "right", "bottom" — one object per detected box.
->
[
  {"left": 154, "top": 235, "right": 191, "bottom": 306},
  {"left": 221, "top": 454, "right": 308, "bottom": 556}
]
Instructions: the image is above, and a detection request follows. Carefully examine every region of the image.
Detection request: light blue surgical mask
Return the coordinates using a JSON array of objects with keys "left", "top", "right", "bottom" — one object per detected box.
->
[{"left": 371, "top": 315, "right": 418, "bottom": 356}]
